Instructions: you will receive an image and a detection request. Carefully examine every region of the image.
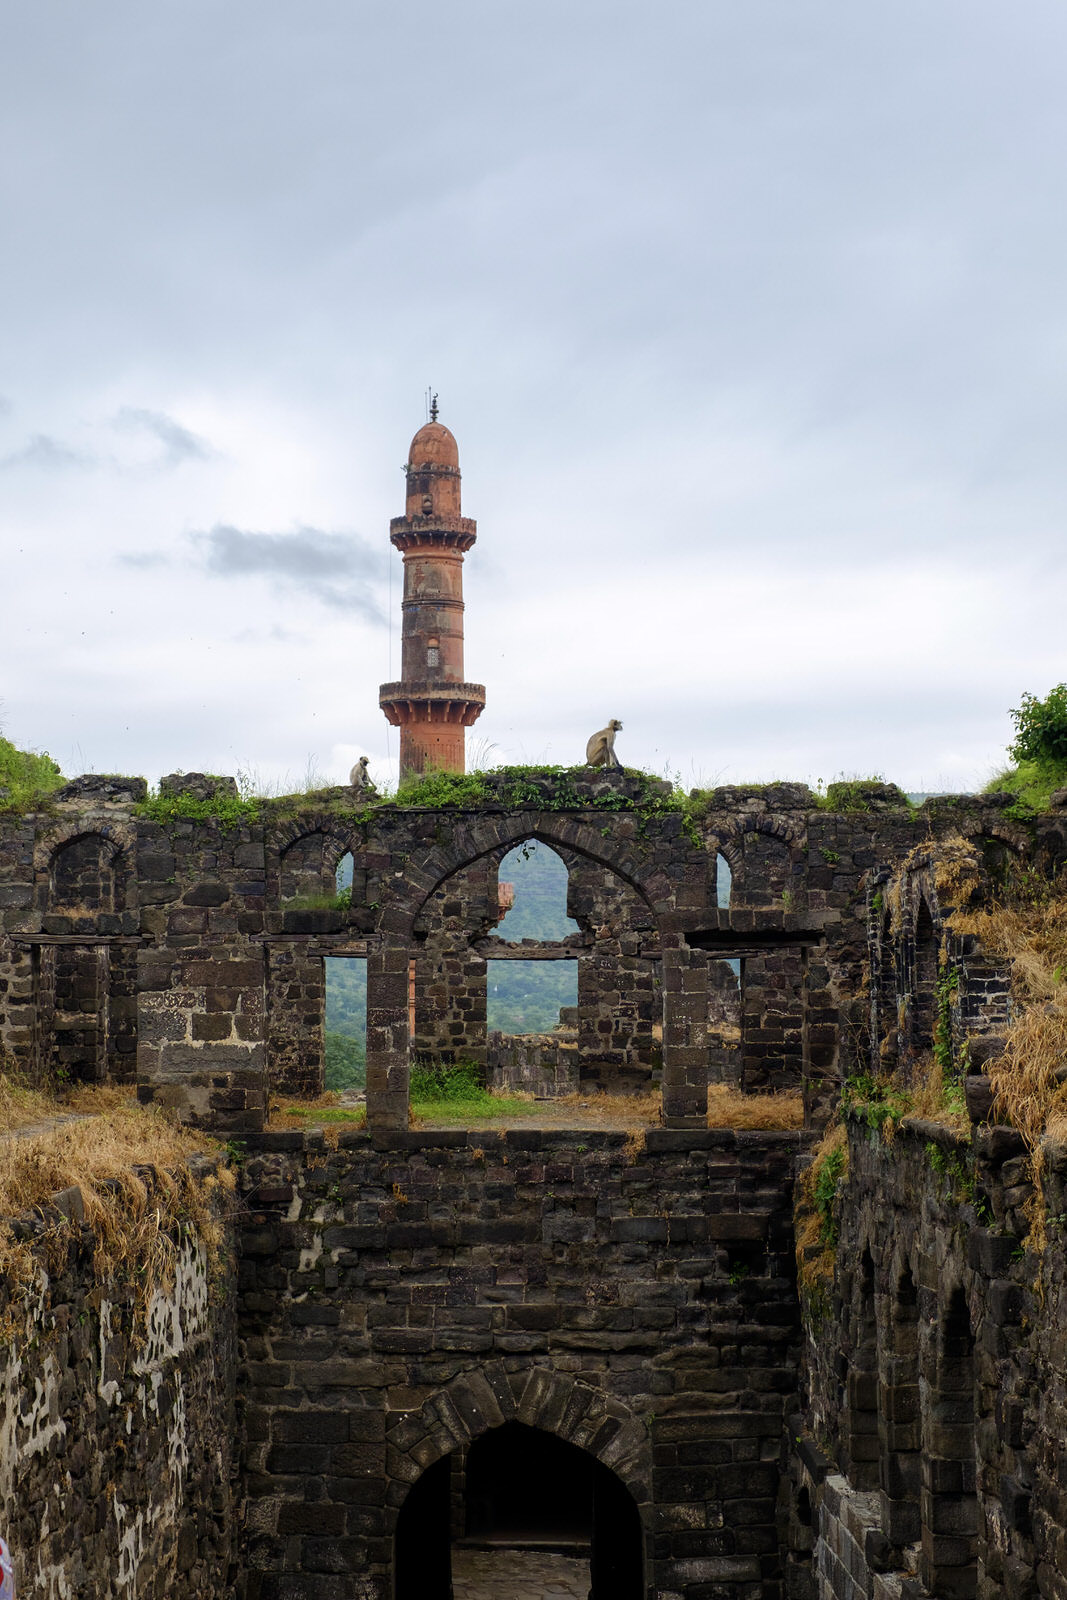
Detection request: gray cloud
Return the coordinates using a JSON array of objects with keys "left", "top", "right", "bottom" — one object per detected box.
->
[
  {"left": 113, "top": 406, "right": 214, "bottom": 466},
  {"left": 194, "top": 524, "right": 386, "bottom": 621},
  {"left": 116, "top": 551, "right": 170, "bottom": 569},
  {"left": 1, "top": 433, "right": 93, "bottom": 471}
]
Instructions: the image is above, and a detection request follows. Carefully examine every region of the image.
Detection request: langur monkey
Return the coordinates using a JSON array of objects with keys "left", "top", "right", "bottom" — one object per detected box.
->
[
  {"left": 348, "top": 756, "right": 378, "bottom": 794},
  {"left": 585, "top": 720, "right": 623, "bottom": 769}
]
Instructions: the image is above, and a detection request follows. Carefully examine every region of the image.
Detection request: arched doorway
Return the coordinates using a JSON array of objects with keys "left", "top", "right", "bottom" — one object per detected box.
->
[{"left": 394, "top": 1422, "right": 643, "bottom": 1599}]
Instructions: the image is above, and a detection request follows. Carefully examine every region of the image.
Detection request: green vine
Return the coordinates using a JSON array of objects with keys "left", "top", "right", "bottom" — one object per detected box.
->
[
  {"left": 813, "top": 1143, "right": 847, "bottom": 1246},
  {"left": 924, "top": 1140, "right": 976, "bottom": 1204}
]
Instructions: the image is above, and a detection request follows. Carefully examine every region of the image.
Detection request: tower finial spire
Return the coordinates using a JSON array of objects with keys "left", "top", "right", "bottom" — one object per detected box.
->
[{"left": 429, "top": 390, "right": 439, "bottom": 423}]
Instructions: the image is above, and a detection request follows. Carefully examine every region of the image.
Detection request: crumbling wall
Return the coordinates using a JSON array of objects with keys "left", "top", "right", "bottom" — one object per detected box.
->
[
  {"left": 789, "top": 1116, "right": 1067, "bottom": 1600},
  {"left": 4, "top": 769, "right": 1057, "bottom": 1133},
  {"left": 486, "top": 1026, "right": 579, "bottom": 1094},
  {"left": 237, "top": 1124, "right": 811, "bottom": 1600},
  {"left": 0, "top": 1163, "right": 237, "bottom": 1599}
]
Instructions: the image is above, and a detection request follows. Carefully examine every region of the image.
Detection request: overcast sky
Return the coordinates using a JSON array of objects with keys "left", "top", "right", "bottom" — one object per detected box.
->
[{"left": 3, "top": 1, "right": 1065, "bottom": 795}]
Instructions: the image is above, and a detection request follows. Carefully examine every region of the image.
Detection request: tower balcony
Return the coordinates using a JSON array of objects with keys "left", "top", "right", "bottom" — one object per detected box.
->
[
  {"left": 379, "top": 681, "right": 486, "bottom": 727},
  {"left": 389, "top": 517, "right": 478, "bottom": 553}
]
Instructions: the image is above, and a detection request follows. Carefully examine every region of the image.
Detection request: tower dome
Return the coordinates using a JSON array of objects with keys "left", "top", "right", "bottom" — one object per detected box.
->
[{"left": 407, "top": 421, "right": 459, "bottom": 470}]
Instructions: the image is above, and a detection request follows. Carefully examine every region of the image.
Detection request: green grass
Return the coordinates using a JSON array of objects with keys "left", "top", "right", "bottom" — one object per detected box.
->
[
  {"left": 984, "top": 758, "right": 1067, "bottom": 815},
  {"left": 135, "top": 784, "right": 260, "bottom": 827},
  {"left": 0, "top": 736, "right": 64, "bottom": 813},
  {"left": 279, "top": 1104, "right": 367, "bottom": 1124},
  {"left": 408, "top": 1060, "right": 531, "bottom": 1123},
  {"left": 277, "top": 1062, "right": 531, "bottom": 1129}
]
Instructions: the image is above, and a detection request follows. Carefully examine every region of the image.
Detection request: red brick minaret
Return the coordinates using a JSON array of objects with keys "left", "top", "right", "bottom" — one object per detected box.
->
[{"left": 379, "top": 411, "right": 485, "bottom": 778}]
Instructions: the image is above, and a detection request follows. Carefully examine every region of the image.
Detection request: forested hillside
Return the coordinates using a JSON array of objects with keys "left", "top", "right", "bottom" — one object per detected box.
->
[{"left": 325, "top": 957, "right": 366, "bottom": 1089}]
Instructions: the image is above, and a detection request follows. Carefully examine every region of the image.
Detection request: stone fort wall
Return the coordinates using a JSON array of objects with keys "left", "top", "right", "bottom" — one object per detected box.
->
[
  {"left": 4, "top": 771, "right": 1067, "bottom": 1597},
  {"left": 0, "top": 1162, "right": 237, "bottom": 1599}
]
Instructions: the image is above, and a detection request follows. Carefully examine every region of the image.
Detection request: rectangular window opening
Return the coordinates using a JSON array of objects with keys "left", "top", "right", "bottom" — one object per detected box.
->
[
  {"left": 325, "top": 956, "right": 367, "bottom": 1092},
  {"left": 708, "top": 957, "right": 742, "bottom": 1086}
]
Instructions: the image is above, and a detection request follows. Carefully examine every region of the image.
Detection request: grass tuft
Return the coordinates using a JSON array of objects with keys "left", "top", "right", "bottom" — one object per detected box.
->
[
  {"left": 706, "top": 1085, "right": 804, "bottom": 1130},
  {"left": 0, "top": 1079, "right": 231, "bottom": 1332}
]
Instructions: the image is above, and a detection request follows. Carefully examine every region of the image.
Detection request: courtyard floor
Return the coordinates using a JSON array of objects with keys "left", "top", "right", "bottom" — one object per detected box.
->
[{"left": 451, "top": 1547, "right": 589, "bottom": 1599}]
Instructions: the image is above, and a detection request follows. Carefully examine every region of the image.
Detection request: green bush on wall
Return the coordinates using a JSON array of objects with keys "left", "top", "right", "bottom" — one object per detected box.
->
[{"left": 1009, "top": 684, "right": 1067, "bottom": 767}]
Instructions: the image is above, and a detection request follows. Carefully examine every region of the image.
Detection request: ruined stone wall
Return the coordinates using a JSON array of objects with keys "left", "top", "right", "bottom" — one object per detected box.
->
[
  {"left": 790, "top": 1116, "right": 1067, "bottom": 1600},
  {"left": 411, "top": 857, "right": 496, "bottom": 1066},
  {"left": 236, "top": 1125, "right": 812, "bottom": 1600},
  {"left": 564, "top": 852, "right": 662, "bottom": 1088},
  {"left": 2, "top": 770, "right": 1054, "bottom": 1135},
  {"left": 0, "top": 1163, "right": 238, "bottom": 1599},
  {"left": 486, "top": 1027, "right": 579, "bottom": 1095}
]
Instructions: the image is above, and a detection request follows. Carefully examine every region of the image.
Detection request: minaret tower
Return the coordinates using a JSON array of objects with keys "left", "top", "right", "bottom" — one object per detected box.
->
[{"left": 379, "top": 405, "right": 485, "bottom": 778}]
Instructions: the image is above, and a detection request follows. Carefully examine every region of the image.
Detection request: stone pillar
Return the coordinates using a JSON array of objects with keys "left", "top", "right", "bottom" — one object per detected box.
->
[
  {"left": 265, "top": 944, "right": 325, "bottom": 1098},
  {"left": 366, "top": 937, "right": 411, "bottom": 1142},
  {"left": 660, "top": 935, "right": 708, "bottom": 1126},
  {"left": 136, "top": 942, "right": 267, "bottom": 1130}
]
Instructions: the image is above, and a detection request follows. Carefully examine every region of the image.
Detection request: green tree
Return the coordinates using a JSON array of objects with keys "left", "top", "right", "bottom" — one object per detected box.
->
[{"left": 1009, "top": 684, "right": 1067, "bottom": 766}]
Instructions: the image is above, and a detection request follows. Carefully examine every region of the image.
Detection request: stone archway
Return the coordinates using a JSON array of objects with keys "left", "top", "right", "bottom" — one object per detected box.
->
[
  {"left": 387, "top": 811, "right": 668, "bottom": 940},
  {"left": 388, "top": 1366, "right": 651, "bottom": 1600},
  {"left": 365, "top": 812, "right": 710, "bottom": 1136}
]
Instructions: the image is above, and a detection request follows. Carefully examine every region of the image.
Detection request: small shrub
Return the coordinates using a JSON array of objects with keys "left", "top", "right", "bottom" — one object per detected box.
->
[{"left": 408, "top": 1060, "right": 485, "bottom": 1101}]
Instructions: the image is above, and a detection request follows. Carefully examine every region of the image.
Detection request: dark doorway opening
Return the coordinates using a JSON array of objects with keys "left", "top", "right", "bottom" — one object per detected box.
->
[
  {"left": 465, "top": 1421, "right": 591, "bottom": 1547},
  {"left": 395, "top": 1453, "right": 452, "bottom": 1597},
  {"left": 394, "top": 1422, "right": 643, "bottom": 1600}
]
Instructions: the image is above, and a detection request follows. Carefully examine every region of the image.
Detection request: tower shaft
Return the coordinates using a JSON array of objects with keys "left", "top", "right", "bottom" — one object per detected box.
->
[{"left": 379, "top": 420, "right": 485, "bottom": 779}]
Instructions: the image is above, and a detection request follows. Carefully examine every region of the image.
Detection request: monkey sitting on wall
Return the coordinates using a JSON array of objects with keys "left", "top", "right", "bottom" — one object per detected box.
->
[
  {"left": 348, "top": 755, "right": 378, "bottom": 795},
  {"left": 585, "top": 719, "right": 623, "bottom": 769}
]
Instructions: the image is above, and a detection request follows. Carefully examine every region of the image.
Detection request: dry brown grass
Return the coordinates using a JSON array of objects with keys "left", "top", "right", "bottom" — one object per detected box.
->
[
  {"left": 949, "top": 891, "right": 1067, "bottom": 1151},
  {"left": 0, "top": 1076, "right": 232, "bottom": 1324},
  {"left": 554, "top": 1090, "right": 663, "bottom": 1128},
  {"left": 707, "top": 1085, "right": 804, "bottom": 1130},
  {"left": 0, "top": 1073, "right": 74, "bottom": 1134}
]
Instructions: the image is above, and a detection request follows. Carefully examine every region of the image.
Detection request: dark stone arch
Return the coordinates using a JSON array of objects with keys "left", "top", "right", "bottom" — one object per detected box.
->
[
  {"left": 385, "top": 1365, "right": 653, "bottom": 1515},
  {"left": 384, "top": 812, "right": 667, "bottom": 942},
  {"left": 49, "top": 829, "right": 126, "bottom": 911},
  {"left": 274, "top": 823, "right": 353, "bottom": 902},
  {"left": 911, "top": 894, "right": 939, "bottom": 1058},
  {"left": 845, "top": 1244, "right": 880, "bottom": 1490},
  {"left": 723, "top": 813, "right": 799, "bottom": 844},
  {"left": 710, "top": 816, "right": 801, "bottom": 911},
  {"left": 388, "top": 1367, "right": 651, "bottom": 1599},
  {"left": 366, "top": 815, "right": 707, "bottom": 1134},
  {"left": 881, "top": 1257, "right": 921, "bottom": 1547},
  {"left": 921, "top": 1284, "right": 977, "bottom": 1597}
]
